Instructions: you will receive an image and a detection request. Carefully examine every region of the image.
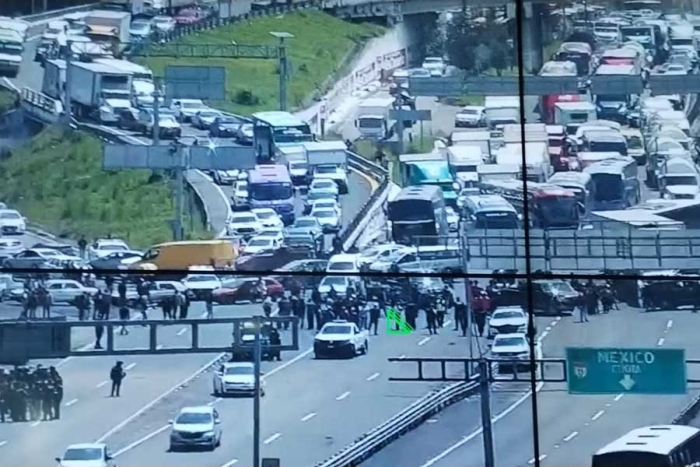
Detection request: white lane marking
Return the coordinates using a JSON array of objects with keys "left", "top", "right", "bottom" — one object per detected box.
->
[
  {"left": 366, "top": 372, "right": 380, "bottom": 381},
  {"left": 614, "top": 393, "right": 624, "bottom": 402},
  {"left": 537, "top": 331, "right": 549, "bottom": 342},
  {"left": 549, "top": 320, "right": 557, "bottom": 327},
  {"left": 592, "top": 410, "right": 605, "bottom": 421},
  {"left": 657, "top": 337, "right": 665, "bottom": 346},
  {"left": 156, "top": 344, "right": 165, "bottom": 350},
  {"left": 301, "top": 412, "right": 316, "bottom": 422},
  {"left": 220, "top": 460, "right": 239, "bottom": 467},
  {"left": 96, "top": 352, "right": 226, "bottom": 444},
  {"left": 111, "top": 347, "right": 313, "bottom": 456},
  {"left": 263, "top": 433, "right": 281, "bottom": 444},
  {"left": 177, "top": 328, "right": 187, "bottom": 336},
  {"left": 65, "top": 398, "right": 79, "bottom": 407},
  {"left": 418, "top": 337, "right": 431, "bottom": 346},
  {"left": 96, "top": 381, "right": 108, "bottom": 388},
  {"left": 0, "top": 440, "right": 7, "bottom": 448},
  {"left": 336, "top": 391, "right": 351, "bottom": 401},
  {"left": 667, "top": 319, "right": 673, "bottom": 329},
  {"left": 563, "top": 431, "right": 578, "bottom": 442},
  {"left": 30, "top": 421, "right": 41, "bottom": 428},
  {"left": 207, "top": 398, "right": 222, "bottom": 407},
  {"left": 545, "top": 326, "right": 552, "bottom": 332},
  {"left": 124, "top": 363, "right": 137, "bottom": 371},
  {"left": 398, "top": 355, "right": 406, "bottom": 360},
  {"left": 419, "top": 382, "right": 545, "bottom": 467},
  {"left": 112, "top": 424, "right": 170, "bottom": 458},
  {"left": 443, "top": 320, "right": 452, "bottom": 328},
  {"left": 57, "top": 342, "right": 94, "bottom": 367},
  {"left": 427, "top": 418, "right": 438, "bottom": 423}
]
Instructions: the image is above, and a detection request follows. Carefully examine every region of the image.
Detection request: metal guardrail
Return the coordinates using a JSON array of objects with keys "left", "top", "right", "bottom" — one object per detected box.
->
[
  {"left": 19, "top": 3, "right": 98, "bottom": 24},
  {"left": 342, "top": 152, "right": 389, "bottom": 249},
  {"left": 315, "top": 381, "right": 478, "bottom": 467}
]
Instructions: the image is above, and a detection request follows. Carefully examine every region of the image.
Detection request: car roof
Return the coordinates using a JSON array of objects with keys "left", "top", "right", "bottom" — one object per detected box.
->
[
  {"left": 329, "top": 253, "right": 358, "bottom": 262},
  {"left": 493, "top": 307, "right": 525, "bottom": 314},
  {"left": 179, "top": 405, "right": 215, "bottom": 414},
  {"left": 65, "top": 443, "right": 106, "bottom": 450},
  {"left": 494, "top": 333, "right": 527, "bottom": 340}
]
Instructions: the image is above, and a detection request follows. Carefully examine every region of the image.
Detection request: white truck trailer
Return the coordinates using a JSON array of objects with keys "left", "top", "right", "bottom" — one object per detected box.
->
[
  {"left": 68, "top": 61, "right": 133, "bottom": 118},
  {"left": 355, "top": 97, "right": 396, "bottom": 140}
]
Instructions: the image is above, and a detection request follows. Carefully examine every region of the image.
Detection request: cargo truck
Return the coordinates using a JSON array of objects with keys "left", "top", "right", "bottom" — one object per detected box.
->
[
  {"left": 68, "top": 61, "right": 133, "bottom": 119},
  {"left": 99, "top": 0, "right": 145, "bottom": 15},
  {"left": 355, "top": 97, "right": 397, "bottom": 140},
  {"left": 85, "top": 10, "right": 131, "bottom": 54},
  {"left": 0, "top": 28, "right": 23, "bottom": 77},
  {"left": 398, "top": 152, "right": 460, "bottom": 208}
]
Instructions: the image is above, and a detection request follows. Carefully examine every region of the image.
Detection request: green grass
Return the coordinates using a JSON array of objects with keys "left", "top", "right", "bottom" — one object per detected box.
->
[
  {"left": 0, "top": 127, "right": 209, "bottom": 249},
  {"left": 137, "top": 11, "right": 385, "bottom": 114},
  {"left": 0, "top": 88, "right": 16, "bottom": 114}
]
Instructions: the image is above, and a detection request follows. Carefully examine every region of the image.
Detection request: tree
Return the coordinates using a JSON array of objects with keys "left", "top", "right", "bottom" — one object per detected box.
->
[
  {"left": 490, "top": 42, "right": 509, "bottom": 76},
  {"left": 445, "top": 12, "right": 477, "bottom": 72}
]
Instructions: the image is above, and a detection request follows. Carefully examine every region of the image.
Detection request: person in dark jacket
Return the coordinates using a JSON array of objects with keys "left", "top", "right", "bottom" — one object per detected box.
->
[
  {"left": 278, "top": 296, "right": 291, "bottom": 330},
  {"left": 109, "top": 361, "right": 126, "bottom": 397}
]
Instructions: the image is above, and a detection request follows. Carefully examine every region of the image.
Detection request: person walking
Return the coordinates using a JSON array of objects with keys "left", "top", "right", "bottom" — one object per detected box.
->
[
  {"left": 109, "top": 361, "right": 126, "bottom": 397},
  {"left": 205, "top": 293, "right": 214, "bottom": 319},
  {"left": 118, "top": 303, "right": 130, "bottom": 335},
  {"left": 454, "top": 298, "right": 467, "bottom": 336},
  {"left": 78, "top": 235, "right": 88, "bottom": 259}
]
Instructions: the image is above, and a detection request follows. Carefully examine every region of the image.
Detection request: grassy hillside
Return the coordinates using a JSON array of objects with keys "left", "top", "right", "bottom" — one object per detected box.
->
[
  {"left": 0, "top": 88, "right": 15, "bottom": 114},
  {"left": 0, "top": 127, "right": 208, "bottom": 249},
  {"left": 137, "top": 11, "right": 385, "bottom": 114}
]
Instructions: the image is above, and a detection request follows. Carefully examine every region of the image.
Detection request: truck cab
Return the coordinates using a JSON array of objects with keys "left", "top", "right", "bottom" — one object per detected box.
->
[{"left": 355, "top": 97, "right": 397, "bottom": 140}]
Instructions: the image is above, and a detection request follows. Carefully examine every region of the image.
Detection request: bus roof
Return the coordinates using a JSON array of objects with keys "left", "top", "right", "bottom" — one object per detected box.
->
[
  {"left": 548, "top": 171, "right": 592, "bottom": 186},
  {"left": 249, "top": 164, "right": 291, "bottom": 184},
  {"left": 595, "top": 64, "right": 638, "bottom": 75},
  {"left": 595, "top": 425, "right": 699, "bottom": 456},
  {"left": 464, "top": 194, "right": 516, "bottom": 212},
  {"left": 584, "top": 156, "right": 636, "bottom": 175},
  {"left": 252, "top": 111, "right": 307, "bottom": 127},
  {"left": 393, "top": 185, "right": 444, "bottom": 203}
]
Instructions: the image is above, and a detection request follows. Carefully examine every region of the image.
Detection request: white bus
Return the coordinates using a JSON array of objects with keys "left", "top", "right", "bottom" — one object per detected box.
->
[{"left": 592, "top": 425, "right": 700, "bottom": 467}]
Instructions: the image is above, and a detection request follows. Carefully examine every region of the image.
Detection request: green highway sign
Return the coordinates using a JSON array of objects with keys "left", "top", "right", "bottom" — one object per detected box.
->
[{"left": 566, "top": 347, "right": 687, "bottom": 395}]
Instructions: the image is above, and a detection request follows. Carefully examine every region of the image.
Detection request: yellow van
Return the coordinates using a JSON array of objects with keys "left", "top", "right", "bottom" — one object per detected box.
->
[{"left": 131, "top": 240, "right": 238, "bottom": 271}]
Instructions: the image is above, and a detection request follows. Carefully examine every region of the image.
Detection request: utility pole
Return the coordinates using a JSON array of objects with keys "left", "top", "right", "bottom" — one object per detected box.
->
[
  {"left": 173, "top": 144, "right": 186, "bottom": 241},
  {"left": 459, "top": 224, "right": 475, "bottom": 376},
  {"left": 270, "top": 32, "right": 294, "bottom": 111},
  {"left": 253, "top": 315, "right": 262, "bottom": 467},
  {"left": 153, "top": 79, "right": 161, "bottom": 146},
  {"left": 479, "top": 359, "right": 495, "bottom": 467}
]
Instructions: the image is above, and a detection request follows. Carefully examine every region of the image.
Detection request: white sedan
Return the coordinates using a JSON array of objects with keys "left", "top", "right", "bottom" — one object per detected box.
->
[
  {"left": 252, "top": 208, "right": 283, "bottom": 229},
  {"left": 152, "top": 15, "right": 176, "bottom": 33},
  {"left": 213, "top": 362, "right": 264, "bottom": 396},
  {"left": 192, "top": 109, "right": 222, "bottom": 130},
  {"left": 311, "top": 198, "right": 341, "bottom": 216},
  {"left": 318, "top": 276, "right": 352, "bottom": 297},
  {"left": 89, "top": 239, "right": 130, "bottom": 259},
  {"left": 311, "top": 207, "right": 341, "bottom": 232},
  {"left": 309, "top": 178, "right": 339, "bottom": 198},
  {"left": 45, "top": 279, "right": 98, "bottom": 304},
  {"left": 182, "top": 274, "right": 222, "bottom": 300},
  {"left": 0, "top": 209, "right": 26, "bottom": 234},
  {"left": 242, "top": 236, "right": 280, "bottom": 255},
  {"left": 487, "top": 306, "right": 528, "bottom": 339},
  {"left": 256, "top": 227, "right": 284, "bottom": 244},
  {"left": 55, "top": 443, "right": 114, "bottom": 467}
]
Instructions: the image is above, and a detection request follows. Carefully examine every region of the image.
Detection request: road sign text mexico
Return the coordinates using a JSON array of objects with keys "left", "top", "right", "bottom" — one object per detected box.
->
[{"left": 566, "top": 347, "right": 686, "bottom": 395}]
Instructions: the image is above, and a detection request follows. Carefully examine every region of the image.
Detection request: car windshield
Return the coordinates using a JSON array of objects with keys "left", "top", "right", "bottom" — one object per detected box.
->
[
  {"left": 313, "top": 210, "right": 335, "bottom": 218},
  {"left": 494, "top": 311, "right": 524, "bottom": 319},
  {"left": 220, "top": 117, "right": 238, "bottom": 124},
  {"left": 322, "top": 277, "right": 347, "bottom": 286},
  {"left": 316, "top": 165, "right": 337, "bottom": 174},
  {"left": 322, "top": 324, "right": 351, "bottom": 334},
  {"left": 313, "top": 180, "right": 334, "bottom": 189},
  {"left": 63, "top": 448, "right": 102, "bottom": 461},
  {"left": 234, "top": 216, "right": 257, "bottom": 223},
  {"left": 187, "top": 276, "right": 214, "bottom": 282},
  {"left": 460, "top": 109, "right": 479, "bottom": 115},
  {"left": 225, "top": 366, "right": 253, "bottom": 376},
  {"left": 495, "top": 337, "right": 527, "bottom": 348},
  {"left": 248, "top": 239, "right": 271, "bottom": 247},
  {"left": 176, "top": 412, "right": 212, "bottom": 424},
  {"left": 132, "top": 22, "right": 149, "bottom": 29},
  {"left": 0, "top": 212, "right": 20, "bottom": 219},
  {"left": 99, "top": 244, "right": 126, "bottom": 250},
  {"left": 329, "top": 261, "right": 354, "bottom": 271},
  {"left": 256, "top": 211, "right": 274, "bottom": 219},
  {"left": 154, "top": 17, "right": 171, "bottom": 23},
  {"left": 295, "top": 219, "right": 316, "bottom": 228}
]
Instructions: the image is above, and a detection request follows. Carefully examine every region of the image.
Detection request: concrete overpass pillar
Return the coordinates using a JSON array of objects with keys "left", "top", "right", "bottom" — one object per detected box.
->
[{"left": 522, "top": 4, "right": 545, "bottom": 74}]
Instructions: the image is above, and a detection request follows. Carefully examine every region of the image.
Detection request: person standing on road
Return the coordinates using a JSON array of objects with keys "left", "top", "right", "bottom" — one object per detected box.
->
[
  {"left": 78, "top": 235, "right": 87, "bottom": 259},
  {"left": 205, "top": 293, "right": 214, "bottom": 319},
  {"left": 454, "top": 297, "right": 467, "bottom": 336},
  {"left": 40, "top": 287, "right": 52, "bottom": 319},
  {"left": 109, "top": 361, "right": 126, "bottom": 397}
]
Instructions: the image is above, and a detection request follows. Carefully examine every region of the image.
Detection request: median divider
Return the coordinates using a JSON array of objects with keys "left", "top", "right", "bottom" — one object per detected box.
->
[{"left": 314, "top": 381, "right": 479, "bottom": 467}]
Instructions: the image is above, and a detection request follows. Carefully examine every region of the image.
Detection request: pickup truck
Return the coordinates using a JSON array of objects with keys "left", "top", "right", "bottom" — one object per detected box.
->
[{"left": 314, "top": 320, "right": 369, "bottom": 359}]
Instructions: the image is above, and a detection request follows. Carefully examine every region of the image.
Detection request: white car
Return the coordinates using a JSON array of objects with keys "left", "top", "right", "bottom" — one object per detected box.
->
[
  {"left": 357, "top": 243, "right": 409, "bottom": 267},
  {"left": 314, "top": 319, "right": 369, "bottom": 359},
  {"left": 169, "top": 406, "right": 222, "bottom": 451},
  {"left": 213, "top": 362, "right": 264, "bottom": 396},
  {"left": 89, "top": 239, "right": 130, "bottom": 259},
  {"left": 487, "top": 306, "right": 528, "bottom": 339},
  {"left": 0, "top": 209, "right": 26, "bottom": 234},
  {"left": 231, "top": 181, "right": 249, "bottom": 210},
  {"left": 311, "top": 198, "right": 341, "bottom": 217},
  {"left": 213, "top": 169, "right": 240, "bottom": 185},
  {"left": 227, "top": 211, "right": 262, "bottom": 237},
  {"left": 55, "top": 443, "right": 114, "bottom": 467},
  {"left": 256, "top": 227, "right": 284, "bottom": 244},
  {"left": 490, "top": 333, "right": 542, "bottom": 375},
  {"left": 45, "top": 279, "right": 98, "bottom": 304},
  {"left": 317, "top": 276, "right": 352, "bottom": 298},
  {"left": 99, "top": 99, "right": 132, "bottom": 124},
  {"left": 310, "top": 207, "right": 341, "bottom": 232},
  {"left": 454, "top": 105, "right": 485, "bottom": 127},
  {"left": 309, "top": 178, "right": 339, "bottom": 198},
  {"left": 326, "top": 253, "right": 361, "bottom": 274},
  {"left": 171, "top": 98, "right": 207, "bottom": 122},
  {"left": 242, "top": 236, "right": 280, "bottom": 255},
  {"left": 129, "top": 19, "right": 152, "bottom": 40},
  {"left": 312, "top": 164, "right": 348, "bottom": 194},
  {"left": 445, "top": 206, "right": 459, "bottom": 232},
  {"left": 182, "top": 274, "right": 222, "bottom": 300},
  {"left": 422, "top": 56, "right": 446, "bottom": 76},
  {"left": 152, "top": 15, "right": 176, "bottom": 33},
  {"left": 251, "top": 208, "right": 283, "bottom": 229},
  {"left": 192, "top": 109, "right": 222, "bottom": 130}
]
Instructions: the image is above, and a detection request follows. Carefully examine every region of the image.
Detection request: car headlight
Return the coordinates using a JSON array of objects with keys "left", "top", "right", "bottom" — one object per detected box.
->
[{"left": 204, "top": 431, "right": 216, "bottom": 438}]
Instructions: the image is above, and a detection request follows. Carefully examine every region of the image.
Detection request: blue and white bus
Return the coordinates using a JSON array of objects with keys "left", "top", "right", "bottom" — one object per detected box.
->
[
  {"left": 584, "top": 156, "right": 640, "bottom": 211},
  {"left": 252, "top": 111, "right": 314, "bottom": 162},
  {"left": 248, "top": 165, "right": 296, "bottom": 225},
  {"left": 593, "top": 425, "right": 700, "bottom": 467}
]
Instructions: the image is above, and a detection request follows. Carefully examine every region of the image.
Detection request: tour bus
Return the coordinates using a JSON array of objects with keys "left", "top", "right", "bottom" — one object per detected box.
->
[
  {"left": 584, "top": 156, "right": 640, "bottom": 211},
  {"left": 461, "top": 194, "right": 520, "bottom": 230},
  {"left": 548, "top": 171, "right": 594, "bottom": 217},
  {"left": 252, "top": 111, "right": 314, "bottom": 162},
  {"left": 592, "top": 425, "right": 700, "bottom": 467},
  {"left": 580, "top": 131, "right": 628, "bottom": 157},
  {"left": 388, "top": 185, "right": 448, "bottom": 246},
  {"left": 480, "top": 179, "right": 582, "bottom": 229},
  {"left": 622, "top": 0, "right": 662, "bottom": 14},
  {"left": 247, "top": 165, "right": 296, "bottom": 225}
]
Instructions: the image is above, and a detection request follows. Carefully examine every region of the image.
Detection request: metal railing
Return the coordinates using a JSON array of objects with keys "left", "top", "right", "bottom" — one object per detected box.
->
[
  {"left": 314, "top": 381, "right": 478, "bottom": 467},
  {"left": 20, "top": 87, "right": 62, "bottom": 123},
  {"left": 19, "top": 3, "right": 98, "bottom": 24}
]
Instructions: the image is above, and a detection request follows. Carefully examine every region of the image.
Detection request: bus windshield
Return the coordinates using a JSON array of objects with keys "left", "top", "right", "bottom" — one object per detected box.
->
[
  {"left": 591, "top": 173, "right": 623, "bottom": 202},
  {"left": 536, "top": 196, "right": 580, "bottom": 227},
  {"left": 474, "top": 212, "right": 519, "bottom": 229},
  {"left": 592, "top": 452, "right": 667, "bottom": 467},
  {"left": 249, "top": 182, "right": 293, "bottom": 201},
  {"left": 388, "top": 200, "right": 434, "bottom": 223}
]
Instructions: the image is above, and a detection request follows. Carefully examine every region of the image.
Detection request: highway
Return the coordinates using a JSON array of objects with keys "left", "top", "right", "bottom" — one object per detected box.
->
[{"left": 360, "top": 305, "right": 700, "bottom": 467}]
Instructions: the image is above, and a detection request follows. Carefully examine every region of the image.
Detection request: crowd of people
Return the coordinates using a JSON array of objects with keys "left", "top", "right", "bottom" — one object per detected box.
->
[{"left": 0, "top": 365, "right": 63, "bottom": 423}]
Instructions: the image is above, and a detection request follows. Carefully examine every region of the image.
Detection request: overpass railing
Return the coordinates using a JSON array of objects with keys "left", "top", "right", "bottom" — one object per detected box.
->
[
  {"left": 19, "top": 3, "right": 98, "bottom": 24},
  {"left": 20, "top": 88, "right": 62, "bottom": 124}
]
